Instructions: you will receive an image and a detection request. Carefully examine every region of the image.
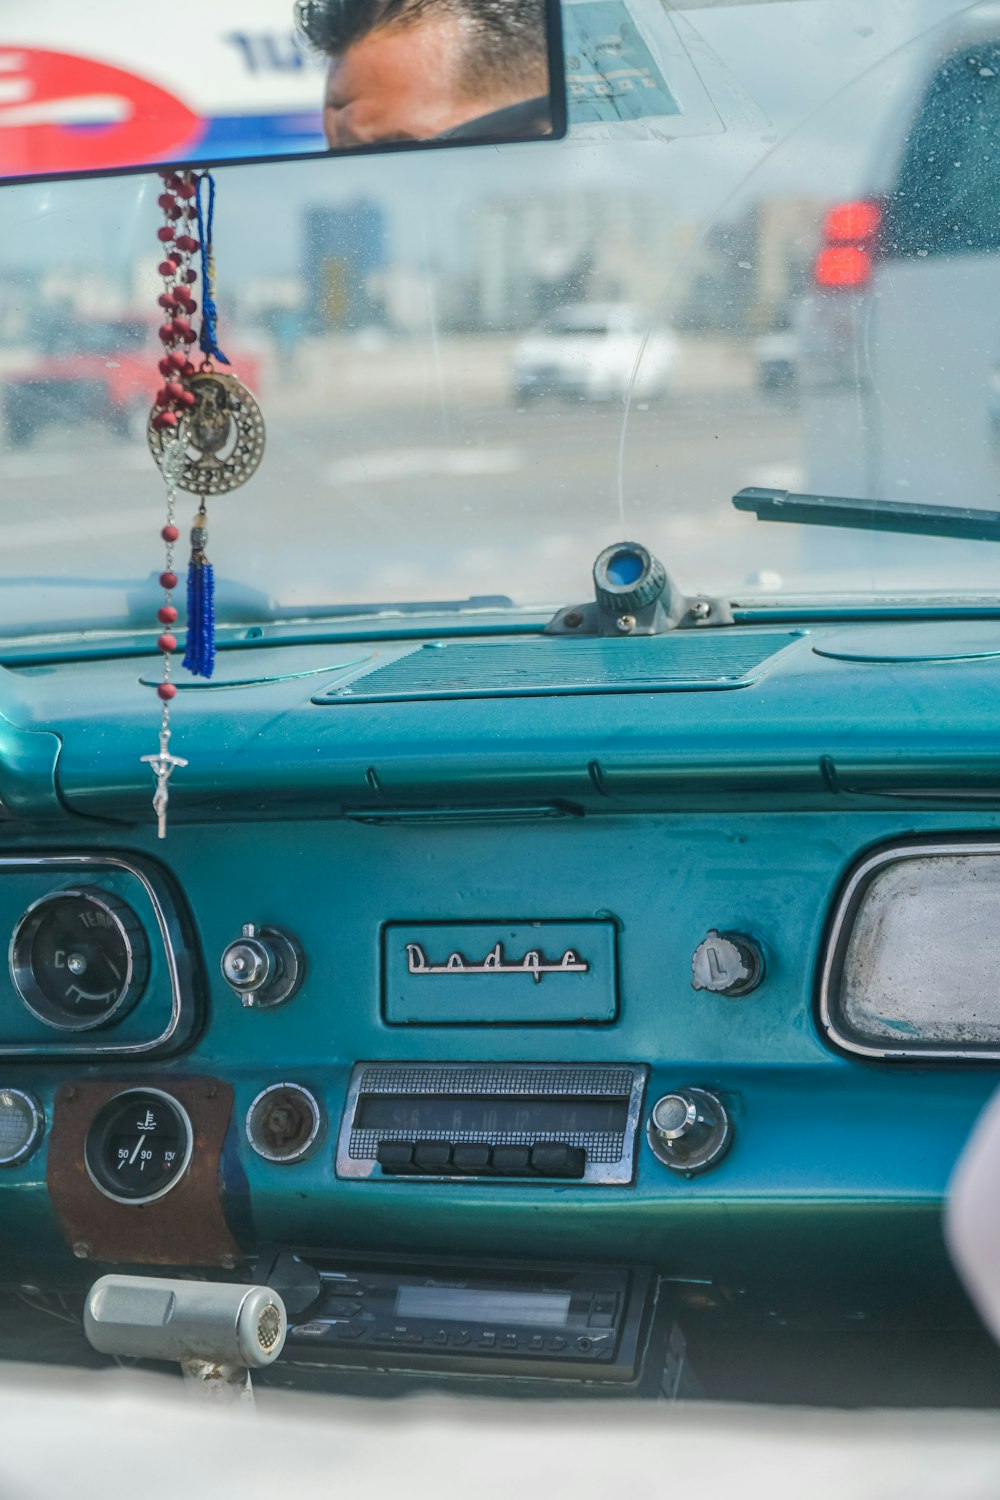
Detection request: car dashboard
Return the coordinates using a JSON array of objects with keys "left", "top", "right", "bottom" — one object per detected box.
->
[{"left": 2, "top": 612, "right": 1000, "bottom": 1402}]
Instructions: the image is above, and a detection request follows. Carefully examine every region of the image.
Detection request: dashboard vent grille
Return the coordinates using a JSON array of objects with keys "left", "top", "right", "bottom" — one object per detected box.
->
[{"left": 314, "top": 631, "right": 801, "bottom": 703}]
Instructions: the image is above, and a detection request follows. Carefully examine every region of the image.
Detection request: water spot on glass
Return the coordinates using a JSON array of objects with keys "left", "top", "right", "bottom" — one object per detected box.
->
[
  {"left": 916, "top": 249, "right": 929, "bottom": 258},
  {"left": 979, "top": 67, "right": 995, "bottom": 78},
  {"left": 855, "top": 26, "right": 873, "bottom": 37},
  {"left": 738, "top": 260, "right": 752, "bottom": 270}
]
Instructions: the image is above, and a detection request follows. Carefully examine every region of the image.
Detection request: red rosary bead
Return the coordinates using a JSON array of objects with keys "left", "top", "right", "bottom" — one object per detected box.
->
[
  {"left": 157, "top": 682, "right": 177, "bottom": 702},
  {"left": 158, "top": 357, "right": 173, "bottom": 377},
  {"left": 159, "top": 571, "right": 179, "bottom": 591},
  {"left": 182, "top": 359, "right": 197, "bottom": 376},
  {"left": 152, "top": 410, "right": 178, "bottom": 430},
  {"left": 179, "top": 390, "right": 196, "bottom": 407},
  {"left": 171, "top": 317, "right": 190, "bottom": 338},
  {"left": 161, "top": 524, "right": 180, "bottom": 542},
  {"left": 165, "top": 381, "right": 185, "bottom": 401},
  {"left": 184, "top": 268, "right": 198, "bottom": 284},
  {"left": 158, "top": 324, "right": 175, "bottom": 344},
  {"left": 157, "top": 226, "right": 175, "bottom": 244},
  {"left": 158, "top": 633, "right": 178, "bottom": 653},
  {"left": 175, "top": 234, "right": 200, "bottom": 254},
  {"left": 154, "top": 387, "right": 171, "bottom": 408},
  {"left": 168, "top": 351, "right": 187, "bottom": 371},
  {"left": 157, "top": 605, "right": 178, "bottom": 625},
  {"left": 158, "top": 259, "right": 177, "bottom": 277}
]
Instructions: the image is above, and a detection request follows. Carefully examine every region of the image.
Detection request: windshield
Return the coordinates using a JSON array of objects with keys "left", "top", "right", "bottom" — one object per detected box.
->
[{"left": 0, "top": 0, "right": 995, "bottom": 629}]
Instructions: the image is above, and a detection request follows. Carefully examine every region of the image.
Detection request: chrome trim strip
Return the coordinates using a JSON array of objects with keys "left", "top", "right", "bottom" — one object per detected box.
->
[
  {"left": 819, "top": 838, "right": 1000, "bottom": 1061},
  {"left": 0, "top": 854, "right": 189, "bottom": 1058},
  {"left": 335, "top": 1061, "right": 648, "bottom": 1185}
]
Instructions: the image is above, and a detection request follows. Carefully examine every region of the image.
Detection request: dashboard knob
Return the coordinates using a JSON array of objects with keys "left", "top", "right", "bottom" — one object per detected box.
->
[
  {"left": 648, "top": 1087, "right": 732, "bottom": 1175},
  {"left": 220, "top": 924, "right": 304, "bottom": 1009},
  {"left": 691, "top": 930, "right": 764, "bottom": 996}
]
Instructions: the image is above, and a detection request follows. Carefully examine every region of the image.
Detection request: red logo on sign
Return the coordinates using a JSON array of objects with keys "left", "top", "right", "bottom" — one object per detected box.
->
[{"left": 0, "top": 48, "right": 204, "bottom": 177}]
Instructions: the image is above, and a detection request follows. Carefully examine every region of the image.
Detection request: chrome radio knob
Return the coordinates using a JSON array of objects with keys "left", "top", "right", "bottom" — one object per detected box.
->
[
  {"left": 221, "top": 925, "right": 304, "bottom": 1009},
  {"left": 648, "top": 1087, "right": 732, "bottom": 1176}
]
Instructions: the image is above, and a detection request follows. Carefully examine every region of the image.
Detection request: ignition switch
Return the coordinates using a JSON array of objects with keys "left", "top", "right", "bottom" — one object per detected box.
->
[{"left": 221, "top": 924, "right": 304, "bottom": 1009}]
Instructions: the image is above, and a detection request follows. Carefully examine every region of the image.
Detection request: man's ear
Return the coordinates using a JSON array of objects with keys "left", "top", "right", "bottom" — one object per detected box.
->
[{"left": 946, "top": 1088, "right": 1000, "bottom": 1343}]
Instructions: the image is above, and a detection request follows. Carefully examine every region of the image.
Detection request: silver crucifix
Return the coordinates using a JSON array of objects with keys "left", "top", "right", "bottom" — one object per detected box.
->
[{"left": 141, "top": 729, "right": 188, "bottom": 839}]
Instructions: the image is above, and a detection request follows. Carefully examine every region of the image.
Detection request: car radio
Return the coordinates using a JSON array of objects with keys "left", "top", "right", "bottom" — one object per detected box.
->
[
  {"left": 335, "top": 1062, "right": 647, "bottom": 1186},
  {"left": 259, "top": 1251, "right": 653, "bottom": 1383}
]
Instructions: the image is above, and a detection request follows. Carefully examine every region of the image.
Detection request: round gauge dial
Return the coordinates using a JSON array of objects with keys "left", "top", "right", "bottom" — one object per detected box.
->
[
  {"left": 10, "top": 888, "right": 150, "bottom": 1031},
  {"left": 85, "top": 1088, "right": 193, "bottom": 1204}
]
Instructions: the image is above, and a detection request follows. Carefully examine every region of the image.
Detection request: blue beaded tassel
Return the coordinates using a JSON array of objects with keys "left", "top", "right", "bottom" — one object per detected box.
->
[{"left": 182, "top": 506, "right": 215, "bottom": 678}]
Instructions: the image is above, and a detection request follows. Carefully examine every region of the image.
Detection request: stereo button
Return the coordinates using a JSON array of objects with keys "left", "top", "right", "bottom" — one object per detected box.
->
[
  {"left": 452, "top": 1144, "right": 492, "bottom": 1173},
  {"left": 478, "top": 1332, "right": 497, "bottom": 1347},
  {"left": 528, "top": 1335, "right": 544, "bottom": 1351},
  {"left": 491, "top": 1146, "right": 532, "bottom": 1175},
  {"left": 414, "top": 1142, "right": 453, "bottom": 1172},
  {"left": 377, "top": 1142, "right": 416, "bottom": 1174},
  {"left": 547, "top": 1336, "right": 567, "bottom": 1351},
  {"left": 501, "top": 1334, "right": 519, "bottom": 1349},
  {"left": 530, "top": 1144, "right": 586, "bottom": 1178}
]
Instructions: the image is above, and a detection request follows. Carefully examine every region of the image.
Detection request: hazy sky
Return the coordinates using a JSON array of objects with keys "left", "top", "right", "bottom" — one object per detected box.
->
[{"left": 0, "top": 0, "right": 978, "bottom": 286}]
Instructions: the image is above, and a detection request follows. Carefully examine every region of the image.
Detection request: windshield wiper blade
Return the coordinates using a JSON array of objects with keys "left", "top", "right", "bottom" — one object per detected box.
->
[{"left": 733, "top": 487, "right": 1000, "bottom": 543}]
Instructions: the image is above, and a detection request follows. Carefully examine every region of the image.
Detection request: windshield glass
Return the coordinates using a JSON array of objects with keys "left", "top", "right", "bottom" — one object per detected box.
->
[{"left": 0, "top": 0, "right": 994, "bottom": 629}]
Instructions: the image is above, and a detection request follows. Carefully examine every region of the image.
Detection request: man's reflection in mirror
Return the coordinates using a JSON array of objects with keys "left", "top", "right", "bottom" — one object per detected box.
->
[{"left": 296, "top": 0, "right": 552, "bottom": 147}]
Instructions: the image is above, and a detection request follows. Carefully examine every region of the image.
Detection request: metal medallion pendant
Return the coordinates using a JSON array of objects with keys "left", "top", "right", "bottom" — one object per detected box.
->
[{"left": 148, "top": 367, "right": 265, "bottom": 495}]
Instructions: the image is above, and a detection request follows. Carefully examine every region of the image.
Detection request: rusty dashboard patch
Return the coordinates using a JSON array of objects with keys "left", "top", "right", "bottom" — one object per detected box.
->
[{"left": 46, "top": 1077, "right": 242, "bottom": 1268}]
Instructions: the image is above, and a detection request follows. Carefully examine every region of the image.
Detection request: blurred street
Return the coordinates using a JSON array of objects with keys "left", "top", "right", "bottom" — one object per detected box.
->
[{"left": 0, "top": 333, "right": 809, "bottom": 621}]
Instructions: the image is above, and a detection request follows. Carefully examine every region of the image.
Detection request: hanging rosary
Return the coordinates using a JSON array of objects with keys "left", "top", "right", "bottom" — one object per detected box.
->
[{"left": 142, "top": 168, "right": 266, "bottom": 838}]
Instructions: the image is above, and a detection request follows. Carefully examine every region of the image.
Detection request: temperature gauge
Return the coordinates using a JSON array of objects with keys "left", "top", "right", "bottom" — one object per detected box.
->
[
  {"left": 85, "top": 1089, "right": 193, "bottom": 1204},
  {"left": 10, "top": 888, "right": 149, "bottom": 1031}
]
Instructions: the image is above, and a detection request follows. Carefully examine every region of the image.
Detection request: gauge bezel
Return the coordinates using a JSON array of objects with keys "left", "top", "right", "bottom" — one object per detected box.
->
[
  {"left": 84, "top": 1087, "right": 194, "bottom": 1205},
  {"left": 9, "top": 886, "right": 150, "bottom": 1032},
  {"left": 0, "top": 1088, "right": 44, "bottom": 1166},
  {"left": 246, "top": 1083, "right": 325, "bottom": 1164}
]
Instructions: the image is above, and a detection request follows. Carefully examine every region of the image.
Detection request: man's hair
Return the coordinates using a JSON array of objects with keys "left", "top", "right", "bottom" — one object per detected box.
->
[{"left": 296, "top": 0, "right": 549, "bottom": 100}]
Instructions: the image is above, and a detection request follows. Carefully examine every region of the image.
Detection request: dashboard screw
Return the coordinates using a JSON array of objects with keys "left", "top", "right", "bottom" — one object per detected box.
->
[
  {"left": 691, "top": 601, "right": 711, "bottom": 620},
  {"left": 220, "top": 1253, "right": 236, "bottom": 1271},
  {"left": 72, "top": 1241, "right": 91, "bottom": 1260},
  {"left": 616, "top": 614, "right": 636, "bottom": 633},
  {"left": 564, "top": 611, "right": 583, "bottom": 628}
]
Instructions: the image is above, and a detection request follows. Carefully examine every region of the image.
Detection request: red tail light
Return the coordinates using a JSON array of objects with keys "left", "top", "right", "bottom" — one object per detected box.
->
[{"left": 814, "top": 198, "right": 882, "bottom": 290}]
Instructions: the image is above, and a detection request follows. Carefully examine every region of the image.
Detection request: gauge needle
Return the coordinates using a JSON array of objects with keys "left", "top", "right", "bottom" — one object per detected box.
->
[{"left": 128, "top": 1136, "right": 144, "bottom": 1166}]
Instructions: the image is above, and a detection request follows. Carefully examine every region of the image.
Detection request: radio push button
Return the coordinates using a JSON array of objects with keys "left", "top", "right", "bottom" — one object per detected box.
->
[
  {"left": 530, "top": 1144, "right": 586, "bottom": 1178},
  {"left": 491, "top": 1145, "right": 533, "bottom": 1175},
  {"left": 376, "top": 1142, "right": 417, "bottom": 1174},
  {"left": 452, "top": 1144, "right": 492, "bottom": 1172},
  {"left": 413, "top": 1142, "right": 453, "bottom": 1172}
]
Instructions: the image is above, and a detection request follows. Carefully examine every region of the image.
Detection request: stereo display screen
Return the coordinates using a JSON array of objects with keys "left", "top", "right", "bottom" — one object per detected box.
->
[{"left": 395, "top": 1286, "right": 572, "bottom": 1326}]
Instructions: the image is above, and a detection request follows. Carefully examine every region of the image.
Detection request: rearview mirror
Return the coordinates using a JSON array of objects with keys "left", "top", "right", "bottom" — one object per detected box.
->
[{"left": 0, "top": 0, "right": 566, "bottom": 186}]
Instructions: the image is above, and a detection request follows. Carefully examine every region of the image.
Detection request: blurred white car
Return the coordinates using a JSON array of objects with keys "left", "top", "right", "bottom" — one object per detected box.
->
[
  {"left": 799, "top": 9, "right": 1000, "bottom": 509},
  {"left": 511, "top": 303, "right": 677, "bottom": 403}
]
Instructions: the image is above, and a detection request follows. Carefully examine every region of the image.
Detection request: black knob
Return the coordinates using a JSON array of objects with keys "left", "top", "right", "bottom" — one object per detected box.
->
[
  {"left": 691, "top": 931, "right": 764, "bottom": 996},
  {"left": 648, "top": 1087, "right": 732, "bottom": 1175},
  {"left": 593, "top": 542, "right": 667, "bottom": 615}
]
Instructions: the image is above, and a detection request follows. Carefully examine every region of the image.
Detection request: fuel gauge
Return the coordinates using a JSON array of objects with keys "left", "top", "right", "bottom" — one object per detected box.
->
[{"left": 85, "top": 1088, "right": 193, "bottom": 1204}]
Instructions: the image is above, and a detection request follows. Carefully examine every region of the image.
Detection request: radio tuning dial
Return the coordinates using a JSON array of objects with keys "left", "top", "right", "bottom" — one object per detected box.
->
[
  {"left": 648, "top": 1087, "right": 733, "bottom": 1176},
  {"left": 220, "top": 924, "right": 304, "bottom": 1009}
]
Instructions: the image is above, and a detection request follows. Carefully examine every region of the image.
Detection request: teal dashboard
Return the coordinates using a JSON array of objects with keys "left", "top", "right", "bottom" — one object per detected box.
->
[{"left": 2, "top": 609, "right": 1000, "bottom": 1401}]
